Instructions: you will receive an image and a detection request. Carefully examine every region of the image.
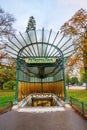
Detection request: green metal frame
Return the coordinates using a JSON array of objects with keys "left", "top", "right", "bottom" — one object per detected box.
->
[
  {"left": 18, "top": 42, "right": 63, "bottom": 58},
  {"left": 62, "top": 57, "right": 68, "bottom": 103},
  {"left": 14, "top": 58, "right": 19, "bottom": 104},
  {"left": 6, "top": 29, "right": 76, "bottom": 104},
  {"left": 14, "top": 43, "right": 68, "bottom": 104}
]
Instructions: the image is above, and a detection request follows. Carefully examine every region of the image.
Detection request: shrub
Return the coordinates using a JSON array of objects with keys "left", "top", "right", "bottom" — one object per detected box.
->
[{"left": 4, "top": 80, "right": 16, "bottom": 89}]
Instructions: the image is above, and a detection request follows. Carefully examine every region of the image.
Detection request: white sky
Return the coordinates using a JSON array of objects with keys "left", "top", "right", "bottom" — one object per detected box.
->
[{"left": 0, "top": 0, "right": 87, "bottom": 33}]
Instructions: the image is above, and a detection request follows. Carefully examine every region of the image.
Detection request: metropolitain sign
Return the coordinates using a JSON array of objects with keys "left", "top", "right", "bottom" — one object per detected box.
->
[{"left": 25, "top": 58, "right": 57, "bottom": 63}]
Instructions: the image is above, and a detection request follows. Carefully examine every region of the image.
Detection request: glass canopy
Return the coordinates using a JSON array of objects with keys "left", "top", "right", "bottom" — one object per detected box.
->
[{"left": 7, "top": 29, "right": 75, "bottom": 58}]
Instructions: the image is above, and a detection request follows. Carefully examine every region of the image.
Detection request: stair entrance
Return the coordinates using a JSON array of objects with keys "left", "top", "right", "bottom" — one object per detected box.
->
[
  {"left": 17, "top": 93, "right": 65, "bottom": 113},
  {"left": 26, "top": 94, "right": 59, "bottom": 107}
]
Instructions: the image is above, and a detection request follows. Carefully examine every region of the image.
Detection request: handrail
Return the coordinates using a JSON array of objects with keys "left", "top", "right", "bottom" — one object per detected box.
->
[{"left": 70, "top": 96, "right": 87, "bottom": 117}]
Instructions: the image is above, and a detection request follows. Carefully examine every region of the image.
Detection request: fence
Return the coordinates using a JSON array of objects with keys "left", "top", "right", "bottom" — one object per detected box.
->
[
  {"left": 70, "top": 96, "right": 87, "bottom": 117},
  {"left": 0, "top": 101, "right": 13, "bottom": 114}
]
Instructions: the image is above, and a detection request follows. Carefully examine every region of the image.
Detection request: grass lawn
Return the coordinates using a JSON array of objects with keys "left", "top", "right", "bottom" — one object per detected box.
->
[
  {"left": 0, "top": 89, "right": 15, "bottom": 108},
  {"left": 67, "top": 89, "right": 87, "bottom": 104}
]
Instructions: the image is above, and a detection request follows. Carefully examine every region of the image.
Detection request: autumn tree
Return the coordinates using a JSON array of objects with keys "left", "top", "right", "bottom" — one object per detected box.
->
[
  {"left": 26, "top": 16, "right": 36, "bottom": 32},
  {"left": 60, "top": 8, "right": 87, "bottom": 89},
  {"left": 0, "top": 7, "right": 16, "bottom": 62},
  {"left": 0, "top": 44, "right": 7, "bottom": 65},
  {"left": 0, "top": 7, "right": 15, "bottom": 40},
  {"left": 0, "top": 7, "right": 16, "bottom": 89},
  {"left": 0, "top": 64, "right": 16, "bottom": 89}
]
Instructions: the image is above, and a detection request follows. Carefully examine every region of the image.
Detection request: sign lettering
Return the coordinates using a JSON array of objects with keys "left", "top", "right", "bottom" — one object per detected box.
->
[{"left": 25, "top": 58, "right": 57, "bottom": 63}]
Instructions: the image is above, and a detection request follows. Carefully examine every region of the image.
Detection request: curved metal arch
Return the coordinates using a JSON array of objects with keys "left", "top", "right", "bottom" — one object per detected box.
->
[
  {"left": 17, "top": 42, "right": 64, "bottom": 59},
  {"left": 6, "top": 29, "right": 75, "bottom": 59}
]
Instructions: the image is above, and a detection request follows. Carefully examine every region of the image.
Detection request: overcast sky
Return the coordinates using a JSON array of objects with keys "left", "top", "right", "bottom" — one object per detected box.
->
[{"left": 1, "top": 0, "right": 87, "bottom": 33}]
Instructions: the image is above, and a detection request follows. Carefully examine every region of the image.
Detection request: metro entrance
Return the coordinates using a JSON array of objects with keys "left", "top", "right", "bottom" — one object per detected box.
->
[{"left": 7, "top": 29, "right": 74, "bottom": 104}]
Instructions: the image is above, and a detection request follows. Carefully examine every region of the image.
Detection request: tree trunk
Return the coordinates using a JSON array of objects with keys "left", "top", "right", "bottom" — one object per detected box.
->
[
  {"left": 0, "top": 83, "right": 3, "bottom": 90},
  {"left": 11, "top": 85, "right": 14, "bottom": 90},
  {"left": 84, "top": 67, "right": 87, "bottom": 90}
]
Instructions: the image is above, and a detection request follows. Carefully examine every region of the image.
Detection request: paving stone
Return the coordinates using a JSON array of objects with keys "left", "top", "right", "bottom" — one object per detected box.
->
[{"left": 0, "top": 109, "right": 87, "bottom": 130}]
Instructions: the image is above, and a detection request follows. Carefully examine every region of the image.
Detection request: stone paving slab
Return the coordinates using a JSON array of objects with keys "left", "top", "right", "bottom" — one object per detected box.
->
[
  {"left": 17, "top": 106, "right": 65, "bottom": 113},
  {"left": 0, "top": 109, "right": 87, "bottom": 130}
]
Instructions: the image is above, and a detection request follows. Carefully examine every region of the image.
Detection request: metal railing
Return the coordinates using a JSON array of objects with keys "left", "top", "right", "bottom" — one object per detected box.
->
[{"left": 70, "top": 96, "right": 87, "bottom": 117}]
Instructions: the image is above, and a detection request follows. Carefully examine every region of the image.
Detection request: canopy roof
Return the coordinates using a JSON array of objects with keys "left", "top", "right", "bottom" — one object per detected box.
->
[
  {"left": 6, "top": 29, "right": 76, "bottom": 78},
  {"left": 7, "top": 29, "right": 75, "bottom": 58}
]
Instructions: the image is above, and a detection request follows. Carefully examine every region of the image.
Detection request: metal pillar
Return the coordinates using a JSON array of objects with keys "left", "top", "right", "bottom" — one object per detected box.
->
[
  {"left": 14, "top": 58, "right": 19, "bottom": 104},
  {"left": 62, "top": 56, "right": 68, "bottom": 103},
  {"left": 41, "top": 78, "right": 43, "bottom": 93}
]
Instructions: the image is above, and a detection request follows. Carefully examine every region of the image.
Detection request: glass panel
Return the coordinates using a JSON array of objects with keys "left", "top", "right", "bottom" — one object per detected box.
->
[
  {"left": 28, "top": 30, "right": 36, "bottom": 43},
  {"left": 36, "top": 30, "right": 42, "bottom": 42},
  {"left": 43, "top": 30, "right": 51, "bottom": 43},
  {"left": 6, "top": 46, "right": 18, "bottom": 56},
  {"left": 45, "top": 67, "right": 55, "bottom": 74},
  {"left": 48, "top": 31, "right": 57, "bottom": 44},
  {"left": 63, "top": 45, "right": 75, "bottom": 56}
]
